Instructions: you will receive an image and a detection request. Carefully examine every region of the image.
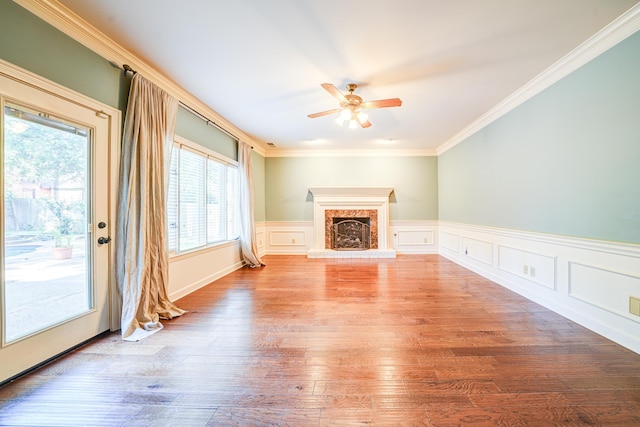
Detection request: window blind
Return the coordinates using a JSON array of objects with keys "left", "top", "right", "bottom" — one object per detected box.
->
[
  {"left": 167, "top": 149, "right": 179, "bottom": 253},
  {"left": 207, "top": 158, "right": 225, "bottom": 243},
  {"left": 178, "top": 148, "right": 206, "bottom": 252},
  {"left": 167, "top": 140, "right": 239, "bottom": 256}
]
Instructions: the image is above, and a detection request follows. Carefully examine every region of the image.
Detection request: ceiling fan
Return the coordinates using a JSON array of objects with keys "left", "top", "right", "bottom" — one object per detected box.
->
[{"left": 307, "top": 83, "right": 402, "bottom": 128}]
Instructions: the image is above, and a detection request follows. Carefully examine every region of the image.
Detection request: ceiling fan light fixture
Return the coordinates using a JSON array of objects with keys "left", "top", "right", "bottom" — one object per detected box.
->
[
  {"left": 340, "top": 108, "right": 352, "bottom": 121},
  {"left": 335, "top": 116, "right": 345, "bottom": 126},
  {"left": 348, "top": 119, "right": 359, "bottom": 129},
  {"left": 357, "top": 111, "right": 368, "bottom": 123}
]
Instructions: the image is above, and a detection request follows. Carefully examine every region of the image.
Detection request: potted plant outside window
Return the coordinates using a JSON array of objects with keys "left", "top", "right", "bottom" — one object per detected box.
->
[{"left": 49, "top": 203, "right": 76, "bottom": 260}]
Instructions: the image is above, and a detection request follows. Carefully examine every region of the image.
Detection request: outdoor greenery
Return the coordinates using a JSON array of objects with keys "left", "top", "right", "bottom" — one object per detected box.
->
[{"left": 4, "top": 107, "right": 87, "bottom": 240}]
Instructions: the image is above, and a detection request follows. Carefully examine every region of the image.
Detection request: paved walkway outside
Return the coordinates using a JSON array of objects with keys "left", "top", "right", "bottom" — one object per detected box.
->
[{"left": 4, "top": 235, "right": 88, "bottom": 341}]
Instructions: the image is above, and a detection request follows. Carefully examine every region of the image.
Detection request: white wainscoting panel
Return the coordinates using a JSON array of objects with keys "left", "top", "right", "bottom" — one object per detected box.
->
[
  {"left": 461, "top": 236, "right": 493, "bottom": 266},
  {"left": 263, "top": 221, "right": 438, "bottom": 255},
  {"left": 256, "top": 222, "right": 266, "bottom": 257},
  {"left": 264, "top": 221, "right": 314, "bottom": 255},
  {"left": 569, "top": 262, "right": 640, "bottom": 323},
  {"left": 390, "top": 221, "right": 438, "bottom": 254},
  {"left": 270, "top": 230, "right": 306, "bottom": 246},
  {"left": 439, "top": 221, "right": 640, "bottom": 354},
  {"left": 440, "top": 231, "right": 461, "bottom": 253},
  {"left": 397, "top": 229, "right": 434, "bottom": 245},
  {"left": 498, "top": 245, "right": 557, "bottom": 290}
]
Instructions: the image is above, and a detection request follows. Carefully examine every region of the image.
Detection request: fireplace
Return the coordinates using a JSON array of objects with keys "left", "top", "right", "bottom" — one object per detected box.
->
[{"left": 308, "top": 187, "right": 396, "bottom": 258}]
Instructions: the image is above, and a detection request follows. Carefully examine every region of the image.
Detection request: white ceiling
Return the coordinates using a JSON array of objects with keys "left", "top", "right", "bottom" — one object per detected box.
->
[{"left": 56, "top": 0, "right": 639, "bottom": 155}]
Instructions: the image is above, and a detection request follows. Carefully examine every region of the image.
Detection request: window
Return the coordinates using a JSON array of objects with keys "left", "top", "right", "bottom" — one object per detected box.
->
[{"left": 167, "top": 137, "right": 239, "bottom": 255}]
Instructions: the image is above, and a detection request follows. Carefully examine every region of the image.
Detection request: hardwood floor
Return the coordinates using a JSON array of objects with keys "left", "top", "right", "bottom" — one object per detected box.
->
[{"left": 1, "top": 255, "right": 640, "bottom": 426}]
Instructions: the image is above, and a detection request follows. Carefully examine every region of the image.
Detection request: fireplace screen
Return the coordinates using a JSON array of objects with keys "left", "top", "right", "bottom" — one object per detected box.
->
[{"left": 332, "top": 218, "right": 371, "bottom": 250}]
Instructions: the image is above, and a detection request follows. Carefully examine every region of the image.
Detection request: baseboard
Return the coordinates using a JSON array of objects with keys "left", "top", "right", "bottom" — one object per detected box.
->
[
  {"left": 169, "top": 261, "right": 244, "bottom": 302},
  {"left": 168, "top": 240, "right": 244, "bottom": 302}
]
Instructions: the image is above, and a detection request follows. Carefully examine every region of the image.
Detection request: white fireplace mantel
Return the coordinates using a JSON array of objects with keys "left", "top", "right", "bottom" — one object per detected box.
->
[
  {"left": 307, "top": 186, "right": 396, "bottom": 258},
  {"left": 308, "top": 187, "right": 394, "bottom": 198}
]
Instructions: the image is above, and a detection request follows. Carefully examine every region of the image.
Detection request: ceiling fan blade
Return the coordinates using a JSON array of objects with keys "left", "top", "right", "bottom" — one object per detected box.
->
[
  {"left": 307, "top": 108, "right": 342, "bottom": 118},
  {"left": 361, "top": 98, "right": 402, "bottom": 109},
  {"left": 321, "top": 83, "right": 348, "bottom": 103},
  {"left": 359, "top": 119, "right": 372, "bottom": 128}
]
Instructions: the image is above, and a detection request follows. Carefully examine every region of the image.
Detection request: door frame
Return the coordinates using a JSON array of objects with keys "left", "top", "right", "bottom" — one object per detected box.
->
[{"left": 0, "top": 59, "right": 121, "bottom": 374}]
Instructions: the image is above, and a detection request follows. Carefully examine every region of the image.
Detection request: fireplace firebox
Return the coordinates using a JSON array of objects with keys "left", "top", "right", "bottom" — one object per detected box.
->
[
  {"left": 332, "top": 217, "right": 370, "bottom": 250},
  {"left": 324, "top": 209, "right": 378, "bottom": 250}
]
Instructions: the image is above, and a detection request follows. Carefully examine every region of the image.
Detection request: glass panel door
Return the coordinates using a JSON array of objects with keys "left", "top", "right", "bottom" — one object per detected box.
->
[
  {"left": 3, "top": 104, "right": 91, "bottom": 342},
  {"left": 0, "top": 65, "right": 113, "bottom": 383}
]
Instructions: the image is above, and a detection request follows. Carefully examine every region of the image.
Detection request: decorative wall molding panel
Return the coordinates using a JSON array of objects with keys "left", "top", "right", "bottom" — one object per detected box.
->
[
  {"left": 262, "top": 220, "right": 438, "bottom": 256},
  {"left": 438, "top": 221, "right": 640, "bottom": 354},
  {"left": 439, "top": 231, "right": 461, "bottom": 253},
  {"left": 256, "top": 222, "right": 266, "bottom": 257},
  {"left": 498, "top": 245, "right": 557, "bottom": 290},
  {"left": 390, "top": 220, "right": 438, "bottom": 254},
  {"left": 569, "top": 262, "right": 640, "bottom": 324},
  {"left": 263, "top": 221, "right": 314, "bottom": 255},
  {"left": 270, "top": 230, "right": 306, "bottom": 247},
  {"left": 461, "top": 236, "right": 493, "bottom": 266}
]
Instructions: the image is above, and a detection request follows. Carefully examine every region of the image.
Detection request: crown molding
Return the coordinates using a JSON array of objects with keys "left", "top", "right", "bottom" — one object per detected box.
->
[
  {"left": 264, "top": 147, "right": 438, "bottom": 158},
  {"left": 14, "top": 0, "right": 269, "bottom": 155},
  {"left": 436, "top": 2, "right": 640, "bottom": 155}
]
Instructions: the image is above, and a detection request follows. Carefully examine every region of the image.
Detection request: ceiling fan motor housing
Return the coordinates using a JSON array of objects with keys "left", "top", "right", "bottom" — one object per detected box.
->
[{"left": 342, "top": 94, "right": 363, "bottom": 109}]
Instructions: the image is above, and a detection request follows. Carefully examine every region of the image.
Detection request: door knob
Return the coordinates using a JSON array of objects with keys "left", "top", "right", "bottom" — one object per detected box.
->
[{"left": 98, "top": 236, "right": 111, "bottom": 245}]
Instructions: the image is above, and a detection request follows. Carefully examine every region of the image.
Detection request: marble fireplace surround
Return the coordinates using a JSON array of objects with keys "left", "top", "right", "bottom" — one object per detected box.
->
[{"left": 307, "top": 187, "right": 396, "bottom": 258}]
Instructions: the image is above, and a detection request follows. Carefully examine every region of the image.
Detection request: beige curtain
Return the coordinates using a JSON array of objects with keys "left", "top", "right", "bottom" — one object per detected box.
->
[
  {"left": 238, "top": 140, "right": 264, "bottom": 268},
  {"left": 116, "top": 74, "right": 186, "bottom": 341}
]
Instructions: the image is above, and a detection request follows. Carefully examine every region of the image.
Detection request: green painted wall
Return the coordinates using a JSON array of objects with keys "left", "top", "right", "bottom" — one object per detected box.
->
[
  {"left": 0, "top": 1, "right": 123, "bottom": 109},
  {"left": 252, "top": 151, "right": 266, "bottom": 222},
  {"left": 175, "top": 107, "right": 237, "bottom": 160},
  {"left": 438, "top": 31, "right": 640, "bottom": 244},
  {"left": 265, "top": 156, "right": 438, "bottom": 222}
]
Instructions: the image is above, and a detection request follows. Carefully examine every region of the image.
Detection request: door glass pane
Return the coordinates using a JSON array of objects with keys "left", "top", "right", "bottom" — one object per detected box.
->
[{"left": 3, "top": 104, "right": 91, "bottom": 343}]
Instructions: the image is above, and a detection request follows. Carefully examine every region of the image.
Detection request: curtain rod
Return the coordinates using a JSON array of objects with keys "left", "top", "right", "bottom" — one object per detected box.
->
[{"left": 120, "top": 63, "right": 242, "bottom": 144}]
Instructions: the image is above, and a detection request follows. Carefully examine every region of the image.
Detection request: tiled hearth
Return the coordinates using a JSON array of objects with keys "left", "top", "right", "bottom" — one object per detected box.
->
[{"left": 307, "top": 187, "right": 396, "bottom": 258}]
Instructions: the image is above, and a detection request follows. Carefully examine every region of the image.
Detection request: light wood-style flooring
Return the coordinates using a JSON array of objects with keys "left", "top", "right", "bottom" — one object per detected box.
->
[{"left": 1, "top": 255, "right": 640, "bottom": 426}]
